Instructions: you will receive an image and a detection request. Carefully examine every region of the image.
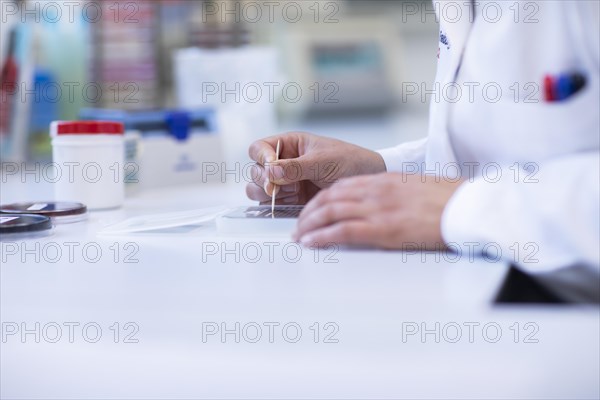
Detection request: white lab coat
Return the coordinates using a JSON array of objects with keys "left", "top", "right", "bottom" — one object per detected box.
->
[{"left": 378, "top": 1, "right": 600, "bottom": 301}]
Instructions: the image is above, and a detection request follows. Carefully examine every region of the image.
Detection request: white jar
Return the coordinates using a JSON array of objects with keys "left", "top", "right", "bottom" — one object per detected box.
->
[{"left": 51, "top": 121, "right": 125, "bottom": 210}]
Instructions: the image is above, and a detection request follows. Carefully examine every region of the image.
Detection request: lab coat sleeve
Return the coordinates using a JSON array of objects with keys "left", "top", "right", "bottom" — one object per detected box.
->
[
  {"left": 441, "top": 152, "right": 600, "bottom": 302},
  {"left": 377, "top": 138, "right": 428, "bottom": 173}
]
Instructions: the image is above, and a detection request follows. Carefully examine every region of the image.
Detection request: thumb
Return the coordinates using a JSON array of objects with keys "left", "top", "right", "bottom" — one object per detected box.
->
[{"left": 266, "top": 155, "right": 317, "bottom": 185}]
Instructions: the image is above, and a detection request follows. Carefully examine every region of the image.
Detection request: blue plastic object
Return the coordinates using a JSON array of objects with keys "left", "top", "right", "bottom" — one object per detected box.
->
[
  {"left": 166, "top": 111, "right": 191, "bottom": 141},
  {"left": 78, "top": 108, "right": 217, "bottom": 141}
]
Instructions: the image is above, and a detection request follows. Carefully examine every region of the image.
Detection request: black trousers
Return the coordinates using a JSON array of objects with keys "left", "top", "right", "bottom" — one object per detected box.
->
[{"left": 495, "top": 266, "right": 566, "bottom": 304}]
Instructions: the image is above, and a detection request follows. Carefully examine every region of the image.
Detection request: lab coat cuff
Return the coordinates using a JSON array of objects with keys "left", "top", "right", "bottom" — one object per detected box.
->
[
  {"left": 376, "top": 138, "right": 428, "bottom": 173},
  {"left": 440, "top": 180, "right": 507, "bottom": 263},
  {"left": 377, "top": 148, "right": 405, "bottom": 173},
  {"left": 440, "top": 180, "right": 476, "bottom": 247}
]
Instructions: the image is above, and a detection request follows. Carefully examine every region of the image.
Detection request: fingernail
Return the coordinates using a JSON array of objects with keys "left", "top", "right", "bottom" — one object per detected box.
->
[
  {"left": 267, "top": 164, "right": 285, "bottom": 181},
  {"left": 263, "top": 180, "right": 270, "bottom": 194},
  {"left": 284, "top": 196, "right": 299, "bottom": 204},
  {"left": 300, "top": 234, "right": 315, "bottom": 247}
]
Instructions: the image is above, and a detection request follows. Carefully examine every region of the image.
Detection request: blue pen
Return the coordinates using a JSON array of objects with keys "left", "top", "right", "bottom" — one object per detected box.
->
[
  {"left": 556, "top": 74, "right": 573, "bottom": 101},
  {"left": 553, "top": 72, "right": 587, "bottom": 102}
]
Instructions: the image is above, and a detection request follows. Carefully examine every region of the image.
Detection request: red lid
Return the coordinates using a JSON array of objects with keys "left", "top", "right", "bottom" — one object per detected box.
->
[{"left": 54, "top": 121, "right": 124, "bottom": 135}]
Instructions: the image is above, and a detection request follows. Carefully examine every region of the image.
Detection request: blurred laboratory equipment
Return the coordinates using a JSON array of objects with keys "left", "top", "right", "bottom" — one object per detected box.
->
[
  {"left": 79, "top": 108, "right": 222, "bottom": 190},
  {"left": 174, "top": 46, "right": 280, "bottom": 164},
  {"left": 0, "top": 0, "right": 435, "bottom": 175},
  {"left": 88, "top": 0, "right": 159, "bottom": 110},
  {"left": 51, "top": 121, "right": 125, "bottom": 210}
]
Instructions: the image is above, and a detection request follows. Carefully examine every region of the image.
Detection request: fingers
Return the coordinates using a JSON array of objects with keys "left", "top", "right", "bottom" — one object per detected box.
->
[
  {"left": 249, "top": 132, "right": 324, "bottom": 187},
  {"left": 249, "top": 139, "right": 277, "bottom": 166},
  {"left": 251, "top": 150, "right": 321, "bottom": 196},
  {"left": 259, "top": 195, "right": 301, "bottom": 206},
  {"left": 265, "top": 156, "right": 317, "bottom": 186},
  {"left": 246, "top": 181, "right": 300, "bottom": 202},
  {"left": 249, "top": 133, "right": 302, "bottom": 165},
  {"left": 247, "top": 161, "right": 305, "bottom": 204},
  {"left": 249, "top": 163, "right": 294, "bottom": 195},
  {"left": 299, "top": 179, "right": 368, "bottom": 220},
  {"left": 250, "top": 158, "right": 309, "bottom": 196},
  {"left": 297, "top": 221, "right": 380, "bottom": 248},
  {"left": 292, "top": 176, "right": 383, "bottom": 247},
  {"left": 265, "top": 181, "right": 300, "bottom": 197},
  {"left": 294, "top": 201, "right": 372, "bottom": 241}
]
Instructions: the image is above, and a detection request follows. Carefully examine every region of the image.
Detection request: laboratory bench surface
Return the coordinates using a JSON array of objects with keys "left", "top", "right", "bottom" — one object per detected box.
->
[{"left": 1, "top": 180, "right": 599, "bottom": 399}]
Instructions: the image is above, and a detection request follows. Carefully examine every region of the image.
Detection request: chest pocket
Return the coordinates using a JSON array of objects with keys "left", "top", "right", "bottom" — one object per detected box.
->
[{"left": 449, "top": 74, "right": 600, "bottom": 166}]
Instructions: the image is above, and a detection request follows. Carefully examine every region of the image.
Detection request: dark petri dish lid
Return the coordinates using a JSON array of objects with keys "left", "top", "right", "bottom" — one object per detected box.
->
[
  {"left": 0, "top": 214, "right": 53, "bottom": 234},
  {"left": 0, "top": 202, "right": 87, "bottom": 217}
]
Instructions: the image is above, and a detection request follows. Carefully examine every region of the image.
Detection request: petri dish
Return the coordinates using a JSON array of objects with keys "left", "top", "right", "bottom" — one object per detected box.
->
[
  {"left": 0, "top": 202, "right": 88, "bottom": 224},
  {"left": 0, "top": 214, "right": 53, "bottom": 241},
  {"left": 216, "top": 206, "right": 303, "bottom": 236}
]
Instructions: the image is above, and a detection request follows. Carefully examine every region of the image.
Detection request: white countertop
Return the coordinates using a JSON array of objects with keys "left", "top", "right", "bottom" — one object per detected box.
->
[{"left": 1, "top": 178, "right": 599, "bottom": 399}]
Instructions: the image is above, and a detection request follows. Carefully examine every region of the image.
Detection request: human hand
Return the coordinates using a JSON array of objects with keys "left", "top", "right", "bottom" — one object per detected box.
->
[
  {"left": 246, "top": 132, "right": 386, "bottom": 205},
  {"left": 292, "top": 173, "right": 463, "bottom": 249}
]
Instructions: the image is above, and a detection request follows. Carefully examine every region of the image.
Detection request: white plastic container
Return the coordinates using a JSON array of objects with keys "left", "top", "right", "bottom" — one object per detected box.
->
[{"left": 51, "top": 121, "right": 125, "bottom": 210}]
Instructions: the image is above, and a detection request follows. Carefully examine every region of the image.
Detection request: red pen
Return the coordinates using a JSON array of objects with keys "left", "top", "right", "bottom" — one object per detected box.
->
[{"left": 543, "top": 74, "right": 556, "bottom": 102}]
